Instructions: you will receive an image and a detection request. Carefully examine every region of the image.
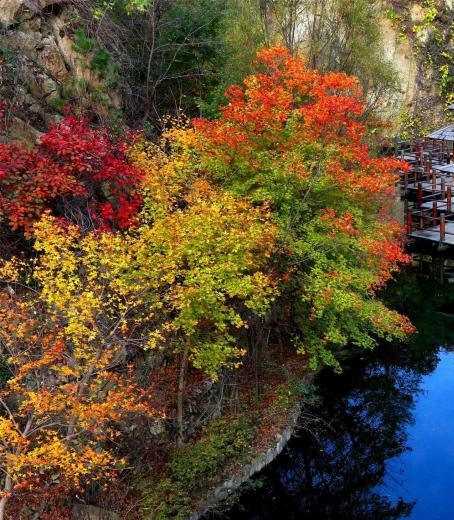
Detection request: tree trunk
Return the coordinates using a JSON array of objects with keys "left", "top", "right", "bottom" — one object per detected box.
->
[
  {"left": 0, "top": 474, "right": 13, "bottom": 520},
  {"left": 177, "top": 341, "right": 189, "bottom": 447}
]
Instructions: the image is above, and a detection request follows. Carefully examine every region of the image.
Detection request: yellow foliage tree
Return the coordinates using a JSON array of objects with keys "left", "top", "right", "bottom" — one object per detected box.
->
[{"left": 0, "top": 127, "right": 277, "bottom": 513}]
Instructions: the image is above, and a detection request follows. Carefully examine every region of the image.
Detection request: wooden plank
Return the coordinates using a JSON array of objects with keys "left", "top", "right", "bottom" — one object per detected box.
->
[{"left": 409, "top": 222, "right": 454, "bottom": 245}]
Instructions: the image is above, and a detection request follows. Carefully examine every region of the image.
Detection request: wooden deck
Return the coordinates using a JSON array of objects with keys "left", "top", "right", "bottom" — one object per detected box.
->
[
  {"left": 399, "top": 138, "right": 454, "bottom": 248},
  {"left": 409, "top": 223, "right": 454, "bottom": 245}
]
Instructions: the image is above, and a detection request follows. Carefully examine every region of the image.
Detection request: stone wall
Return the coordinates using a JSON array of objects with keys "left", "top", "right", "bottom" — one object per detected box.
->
[{"left": 188, "top": 405, "right": 301, "bottom": 520}]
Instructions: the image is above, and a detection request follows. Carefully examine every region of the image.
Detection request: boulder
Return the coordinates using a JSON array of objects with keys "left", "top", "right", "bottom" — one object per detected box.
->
[{"left": 0, "top": 0, "right": 66, "bottom": 28}]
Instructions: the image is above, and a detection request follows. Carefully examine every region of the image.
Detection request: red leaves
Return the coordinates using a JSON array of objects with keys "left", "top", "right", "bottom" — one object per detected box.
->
[
  {"left": 0, "top": 115, "right": 144, "bottom": 235},
  {"left": 190, "top": 46, "right": 414, "bottom": 356},
  {"left": 320, "top": 209, "right": 360, "bottom": 237},
  {"left": 203, "top": 46, "right": 365, "bottom": 148}
]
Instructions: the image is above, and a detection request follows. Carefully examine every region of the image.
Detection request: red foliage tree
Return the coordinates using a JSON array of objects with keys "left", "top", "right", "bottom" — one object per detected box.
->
[
  {"left": 0, "top": 115, "right": 143, "bottom": 235},
  {"left": 191, "top": 47, "right": 414, "bottom": 370}
]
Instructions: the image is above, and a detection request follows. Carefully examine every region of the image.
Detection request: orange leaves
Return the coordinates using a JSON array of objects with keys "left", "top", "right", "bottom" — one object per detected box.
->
[
  {"left": 254, "top": 46, "right": 291, "bottom": 70},
  {"left": 0, "top": 224, "right": 161, "bottom": 507},
  {"left": 192, "top": 45, "right": 405, "bottom": 209},
  {"left": 320, "top": 209, "right": 361, "bottom": 238},
  {"left": 359, "top": 220, "right": 412, "bottom": 285},
  {"left": 199, "top": 46, "right": 366, "bottom": 153},
  {"left": 371, "top": 308, "right": 416, "bottom": 336}
]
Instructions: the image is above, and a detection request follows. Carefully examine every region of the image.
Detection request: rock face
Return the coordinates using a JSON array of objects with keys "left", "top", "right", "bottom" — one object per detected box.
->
[
  {"left": 0, "top": 1, "right": 69, "bottom": 27},
  {"left": 72, "top": 504, "right": 120, "bottom": 520},
  {"left": 0, "top": 0, "right": 120, "bottom": 142},
  {"left": 382, "top": 0, "right": 454, "bottom": 130},
  {"left": 0, "top": 0, "right": 25, "bottom": 27},
  {"left": 381, "top": 17, "right": 418, "bottom": 115}
]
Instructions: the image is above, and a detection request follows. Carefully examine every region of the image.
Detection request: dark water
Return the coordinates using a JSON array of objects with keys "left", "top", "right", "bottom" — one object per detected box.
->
[{"left": 205, "top": 297, "right": 454, "bottom": 519}]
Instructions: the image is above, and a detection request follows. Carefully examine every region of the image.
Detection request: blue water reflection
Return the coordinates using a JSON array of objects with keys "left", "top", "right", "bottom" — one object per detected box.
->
[{"left": 380, "top": 350, "right": 454, "bottom": 519}]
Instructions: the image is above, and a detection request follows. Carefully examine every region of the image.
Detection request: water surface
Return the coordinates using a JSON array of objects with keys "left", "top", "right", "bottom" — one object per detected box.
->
[
  {"left": 379, "top": 350, "right": 454, "bottom": 519},
  {"left": 206, "top": 339, "right": 454, "bottom": 519}
]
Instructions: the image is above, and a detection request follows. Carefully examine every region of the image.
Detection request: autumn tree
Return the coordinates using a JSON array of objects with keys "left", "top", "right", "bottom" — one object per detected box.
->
[
  {"left": 129, "top": 128, "right": 277, "bottom": 441},
  {"left": 0, "top": 120, "right": 277, "bottom": 514},
  {"left": 0, "top": 44, "right": 415, "bottom": 518},
  {"left": 190, "top": 47, "right": 414, "bottom": 370},
  {"left": 0, "top": 219, "right": 160, "bottom": 518}
]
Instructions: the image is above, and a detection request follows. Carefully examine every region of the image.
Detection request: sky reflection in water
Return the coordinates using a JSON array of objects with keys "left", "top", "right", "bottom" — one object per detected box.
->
[{"left": 380, "top": 350, "right": 454, "bottom": 519}]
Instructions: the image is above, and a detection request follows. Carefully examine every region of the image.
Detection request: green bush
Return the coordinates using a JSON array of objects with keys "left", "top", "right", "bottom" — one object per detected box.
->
[
  {"left": 140, "top": 416, "right": 254, "bottom": 519},
  {"left": 72, "top": 28, "right": 96, "bottom": 54}
]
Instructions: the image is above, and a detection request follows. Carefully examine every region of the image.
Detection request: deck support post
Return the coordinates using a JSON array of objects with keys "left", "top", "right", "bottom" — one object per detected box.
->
[
  {"left": 407, "top": 211, "right": 413, "bottom": 233},
  {"left": 418, "top": 182, "right": 423, "bottom": 208},
  {"left": 440, "top": 212, "right": 446, "bottom": 242},
  {"left": 424, "top": 160, "right": 430, "bottom": 180}
]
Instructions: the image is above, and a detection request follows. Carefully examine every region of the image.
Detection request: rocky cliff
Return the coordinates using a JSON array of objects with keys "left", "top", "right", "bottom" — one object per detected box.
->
[
  {"left": 382, "top": 0, "right": 454, "bottom": 132},
  {"left": 0, "top": 0, "right": 120, "bottom": 143},
  {"left": 1, "top": 0, "right": 454, "bottom": 141}
]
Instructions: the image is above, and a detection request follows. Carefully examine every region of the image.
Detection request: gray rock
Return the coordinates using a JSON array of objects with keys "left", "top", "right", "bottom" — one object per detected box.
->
[
  {"left": 0, "top": 0, "right": 25, "bottom": 27},
  {"left": 72, "top": 504, "right": 120, "bottom": 520}
]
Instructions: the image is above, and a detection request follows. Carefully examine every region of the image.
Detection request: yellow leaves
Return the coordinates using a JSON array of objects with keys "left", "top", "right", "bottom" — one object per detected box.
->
[
  {"left": 50, "top": 364, "right": 76, "bottom": 378},
  {"left": 31, "top": 216, "right": 142, "bottom": 356},
  {"left": 131, "top": 130, "right": 279, "bottom": 376},
  {"left": 0, "top": 257, "right": 27, "bottom": 283},
  {"left": 125, "top": 179, "right": 277, "bottom": 375},
  {"left": 0, "top": 115, "right": 281, "bottom": 502},
  {"left": 0, "top": 418, "right": 28, "bottom": 453},
  {"left": 10, "top": 432, "right": 117, "bottom": 487},
  {"left": 20, "top": 387, "right": 67, "bottom": 416},
  {"left": 129, "top": 126, "right": 199, "bottom": 219},
  {"left": 145, "top": 330, "right": 166, "bottom": 350}
]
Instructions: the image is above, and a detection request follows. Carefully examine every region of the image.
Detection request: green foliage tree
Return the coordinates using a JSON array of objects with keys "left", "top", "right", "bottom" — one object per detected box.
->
[
  {"left": 192, "top": 47, "right": 414, "bottom": 370},
  {"left": 198, "top": 0, "right": 267, "bottom": 118},
  {"left": 72, "top": 0, "right": 267, "bottom": 125}
]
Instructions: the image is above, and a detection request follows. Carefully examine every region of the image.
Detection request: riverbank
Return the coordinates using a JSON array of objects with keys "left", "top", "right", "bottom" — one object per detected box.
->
[
  {"left": 201, "top": 272, "right": 454, "bottom": 520},
  {"left": 138, "top": 349, "right": 316, "bottom": 520},
  {"left": 188, "top": 401, "right": 301, "bottom": 520}
]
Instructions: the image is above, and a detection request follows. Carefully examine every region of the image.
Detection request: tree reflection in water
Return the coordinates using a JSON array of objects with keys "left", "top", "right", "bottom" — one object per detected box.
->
[{"left": 205, "top": 274, "right": 454, "bottom": 520}]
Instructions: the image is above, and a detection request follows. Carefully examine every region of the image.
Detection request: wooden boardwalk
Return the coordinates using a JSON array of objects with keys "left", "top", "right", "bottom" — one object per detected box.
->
[
  {"left": 398, "top": 138, "right": 454, "bottom": 248},
  {"left": 409, "top": 223, "right": 454, "bottom": 246}
]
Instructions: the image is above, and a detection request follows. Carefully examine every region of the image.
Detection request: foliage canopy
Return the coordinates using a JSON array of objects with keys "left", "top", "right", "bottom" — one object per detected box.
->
[{"left": 0, "top": 46, "right": 413, "bottom": 518}]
